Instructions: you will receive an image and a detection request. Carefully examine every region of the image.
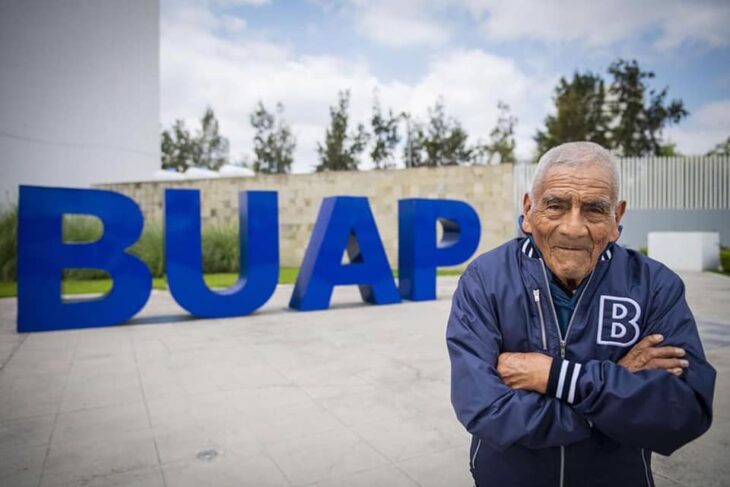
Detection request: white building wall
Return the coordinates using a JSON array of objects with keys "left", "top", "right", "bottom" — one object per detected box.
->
[{"left": 0, "top": 0, "right": 160, "bottom": 205}]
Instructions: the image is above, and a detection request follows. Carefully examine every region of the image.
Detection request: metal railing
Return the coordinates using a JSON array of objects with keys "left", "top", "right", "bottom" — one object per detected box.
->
[{"left": 514, "top": 156, "right": 730, "bottom": 210}]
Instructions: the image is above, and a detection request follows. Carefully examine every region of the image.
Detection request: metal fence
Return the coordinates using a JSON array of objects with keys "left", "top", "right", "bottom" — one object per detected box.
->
[{"left": 514, "top": 156, "right": 730, "bottom": 211}]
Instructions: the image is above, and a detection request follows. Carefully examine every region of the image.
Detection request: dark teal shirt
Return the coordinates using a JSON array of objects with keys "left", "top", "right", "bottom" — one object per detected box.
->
[{"left": 549, "top": 275, "right": 589, "bottom": 337}]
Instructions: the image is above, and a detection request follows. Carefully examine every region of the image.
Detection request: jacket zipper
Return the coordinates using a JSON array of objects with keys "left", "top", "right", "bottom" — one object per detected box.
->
[
  {"left": 532, "top": 289, "right": 548, "bottom": 350},
  {"left": 537, "top": 258, "right": 595, "bottom": 487}
]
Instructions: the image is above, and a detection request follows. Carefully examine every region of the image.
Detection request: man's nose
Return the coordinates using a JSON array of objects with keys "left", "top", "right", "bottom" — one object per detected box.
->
[{"left": 559, "top": 207, "right": 589, "bottom": 238}]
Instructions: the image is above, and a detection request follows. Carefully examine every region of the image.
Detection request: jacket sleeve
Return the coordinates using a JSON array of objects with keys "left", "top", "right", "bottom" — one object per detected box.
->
[
  {"left": 446, "top": 265, "right": 592, "bottom": 451},
  {"left": 544, "top": 269, "right": 715, "bottom": 456}
]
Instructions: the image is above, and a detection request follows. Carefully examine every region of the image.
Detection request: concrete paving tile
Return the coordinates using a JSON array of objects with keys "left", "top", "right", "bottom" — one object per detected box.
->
[
  {"left": 0, "top": 469, "right": 42, "bottom": 487},
  {"left": 244, "top": 401, "right": 346, "bottom": 445},
  {"left": 0, "top": 444, "right": 47, "bottom": 483},
  {"left": 1, "top": 348, "right": 74, "bottom": 377},
  {"left": 315, "top": 386, "right": 422, "bottom": 427},
  {"left": 0, "top": 374, "right": 66, "bottom": 420},
  {"left": 41, "top": 429, "right": 159, "bottom": 487},
  {"left": 396, "top": 447, "right": 473, "bottom": 487},
  {"left": 0, "top": 335, "right": 24, "bottom": 368},
  {"left": 52, "top": 401, "right": 150, "bottom": 446},
  {"left": 67, "top": 352, "right": 138, "bottom": 378},
  {"left": 20, "top": 331, "right": 78, "bottom": 352},
  {"left": 351, "top": 413, "right": 469, "bottom": 463},
  {"left": 307, "top": 464, "right": 420, "bottom": 487},
  {"left": 0, "top": 413, "right": 55, "bottom": 451},
  {"left": 265, "top": 428, "right": 390, "bottom": 486},
  {"left": 55, "top": 466, "right": 165, "bottom": 487},
  {"left": 162, "top": 451, "right": 291, "bottom": 487},
  {"left": 59, "top": 370, "right": 144, "bottom": 412},
  {"left": 225, "top": 385, "right": 315, "bottom": 415},
  {"left": 145, "top": 389, "right": 234, "bottom": 428},
  {"left": 153, "top": 415, "right": 262, "bottom": 465}
]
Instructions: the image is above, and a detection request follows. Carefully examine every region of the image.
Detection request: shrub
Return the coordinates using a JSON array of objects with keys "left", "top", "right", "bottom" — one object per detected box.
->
[
  {"left": 130, "top": 224, "right": 165, "bottom": 278},
  {"left": 721, "top": 247, "right": 730, "bottom": 273},
  {"left": 0, "top": 205, "right": 17, "bottom": 281},
  {"left": 200, "top": 226, "right": 239, "bottom": 273}
]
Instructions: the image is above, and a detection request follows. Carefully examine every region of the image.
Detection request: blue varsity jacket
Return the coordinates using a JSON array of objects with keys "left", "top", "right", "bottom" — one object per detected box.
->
[{"left": 446, "top": 237, "right": 716, "bottom": 487}]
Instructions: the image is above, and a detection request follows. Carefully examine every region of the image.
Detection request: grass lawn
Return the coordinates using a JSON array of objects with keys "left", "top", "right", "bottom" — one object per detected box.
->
[{"left": 0, "top": 267, "right": 465, "bottom": 298}]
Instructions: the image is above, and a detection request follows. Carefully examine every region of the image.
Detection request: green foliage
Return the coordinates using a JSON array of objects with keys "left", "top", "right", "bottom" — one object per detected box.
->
[
  {"left": 200, "top": 227, "right": 239, "bottom": 274},
  {"left": 535, "top": 72, "right": 609, "bottom": 156},
  {"left": 721, "top": 247, "right": 730, "bottom": 273},
  {"left": 196, "top": 107, "right": 230, "bottom": 170},
  {"left": 161, "top": 120, "right": 196, "bottom": 173},
  {"left": 129, "top": 225, "right": 164, "bottom": 278},
  {"left": 607, "top": 59, "right": 688, "bottom": 157},
  {"left": 250, "top": 101, "right": 296, "bottom": 174},
  {"left": 62, "top": 216, "right": 107, "bottom": 279},
  {"left": 706, "top": 136, "right": 730, "bottom": 156},
  {"left": 0, "top": 205, "right": 17, "bottom": 281},
  {"left": 370, "top": 94, "right": 401, "bottom": 169},
  {"left": 405, "top": 100, "right": 472, "bottom": 167},
  {"left": 476, "top": 101, "right": 518, "bottom": 164},
  {"left": 535, "top": 59, "right": 687, "bottom": 158},
  {"left": 316, "top": 91, "right": 369, "bottom": 172},
  {"left": 161, "top": 107, "right": 230, "bottom": 172}
]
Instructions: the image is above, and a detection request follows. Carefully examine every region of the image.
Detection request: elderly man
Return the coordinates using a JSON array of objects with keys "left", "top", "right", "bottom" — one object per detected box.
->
[{"left": 446, "top": 142, "right": 715, "bottom": 487}]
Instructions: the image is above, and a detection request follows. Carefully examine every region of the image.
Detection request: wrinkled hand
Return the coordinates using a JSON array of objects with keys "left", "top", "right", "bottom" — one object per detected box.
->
[
  {"left": 618, "top": 334, "right": 688, "bottom": 376},
  {"left": 497, "top": 352, "right": 553, "bottom": 394}
]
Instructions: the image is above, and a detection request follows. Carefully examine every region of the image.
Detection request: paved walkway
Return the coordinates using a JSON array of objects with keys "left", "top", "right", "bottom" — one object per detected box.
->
[{"left": 0, "top": 272, "right": 727, "bottom": 486}]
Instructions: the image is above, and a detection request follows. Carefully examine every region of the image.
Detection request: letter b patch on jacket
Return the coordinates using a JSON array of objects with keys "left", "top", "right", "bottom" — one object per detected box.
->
[{"left": 597, "top": 296, "right": 641, "bottom": 347}]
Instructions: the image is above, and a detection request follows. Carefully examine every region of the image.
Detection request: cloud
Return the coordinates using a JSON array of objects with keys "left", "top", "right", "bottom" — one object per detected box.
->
[
  {"left": 464, "top": 0, "right": 730, "bottom": 49},
  {"left": 342, "top": 0, "right": 730, "bottom": 50},
  {"left": 665, "top": 100, "right": 730, "bottom": 154},
  {"left": 348, "top": 0, "right": 451, "bottom": 48},
  {"left": 160, "top": 5, "right": 552, "bottom": 172}
]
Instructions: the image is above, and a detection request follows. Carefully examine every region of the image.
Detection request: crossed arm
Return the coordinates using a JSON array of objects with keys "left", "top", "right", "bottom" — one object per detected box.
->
[{"left": 497, "top": 333, "right": 689, "bottom": 394}]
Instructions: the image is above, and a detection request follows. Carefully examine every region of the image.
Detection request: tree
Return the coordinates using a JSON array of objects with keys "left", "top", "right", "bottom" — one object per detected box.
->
[
  {"left": 161, "top": 120, "right": 196, "bottom": 172},
  {"left": 402, "top": 113, "right": 425, "bottom": 168},
  {"left": 316, "top": 91, "right": 369, "bottom": 172},
  {"left": 707, "top": 136, "right": 730, "bottom": 156},
  {"left": 369, "top": 94, "right": 400, "bottom": 169},
  {"left": 534, "top": 72, "right": 609, "bottom": 156},
  {"left": 406, "top": 99, "right": 471, "bottom": 167},
  {"left": 477, "top": 101, "right": 518, "bottom": 164},
  {"left": 250, "top": 101, "right": 296, "bottom": 174},
  {"left": 607, "top": 59, "right": 688, "bottom": 156},
  {"left": 160, "top": 107, "right": 230, "bottom": 172},
  {"left": 657, "top": 142, "right": 682, "bottom": 157},
  {"left": 193, "top": 107, "right": 229, "bottom": 170}
]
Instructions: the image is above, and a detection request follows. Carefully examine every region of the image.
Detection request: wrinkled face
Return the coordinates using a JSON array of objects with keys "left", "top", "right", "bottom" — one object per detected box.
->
[{"left": 522, "top": 163, "right": 626, "bottom": 289}]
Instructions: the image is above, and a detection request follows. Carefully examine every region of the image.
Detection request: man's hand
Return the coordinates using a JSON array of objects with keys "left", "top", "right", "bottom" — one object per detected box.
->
[
  {"left": 618, "top": 334, "right": 688, "bottom": 376},
  {"left": 497, "top": 352, "right": 553, "bottom": 394}
]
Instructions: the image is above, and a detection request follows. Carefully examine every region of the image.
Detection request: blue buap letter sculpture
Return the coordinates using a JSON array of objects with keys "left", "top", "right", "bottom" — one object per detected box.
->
[
  {"left": 16, "top": 186, "right": 483, "bottom": 332},
  {"left": 165, "top": 189, "right": 279, "bottom": 318},
  {"left": 17, "top": 186, "right": 152, "bottom": 332},
  {"left": 289, "top": 196, "right": 400, "bottom": 311},
  {"left": 398, "top": 198, "right": 481, "bottom": 301}
]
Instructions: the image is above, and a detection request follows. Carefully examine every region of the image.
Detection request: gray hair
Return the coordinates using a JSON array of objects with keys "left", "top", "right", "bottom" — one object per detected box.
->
[{"left": 530, "top": 141, "right": 620, "bottom": 207}]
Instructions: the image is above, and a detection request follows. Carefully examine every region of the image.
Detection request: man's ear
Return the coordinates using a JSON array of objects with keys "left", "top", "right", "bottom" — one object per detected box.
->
[
  {"left": 612, "top": 200, "right": 627, "bottom": 241},
  {"left": 521, "top": 192, "right": 533, "bottom": 234}
]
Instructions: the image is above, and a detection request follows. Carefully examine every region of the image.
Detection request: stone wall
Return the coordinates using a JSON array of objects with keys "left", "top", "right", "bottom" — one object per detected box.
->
[{"left": 99, "top": 164, "right": 516, "bottom": 268}]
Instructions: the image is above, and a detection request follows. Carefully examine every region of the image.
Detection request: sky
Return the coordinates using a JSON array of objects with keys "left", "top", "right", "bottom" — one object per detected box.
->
[{"left": 160, "top": 0, "right": 730, "bottom": 172}]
